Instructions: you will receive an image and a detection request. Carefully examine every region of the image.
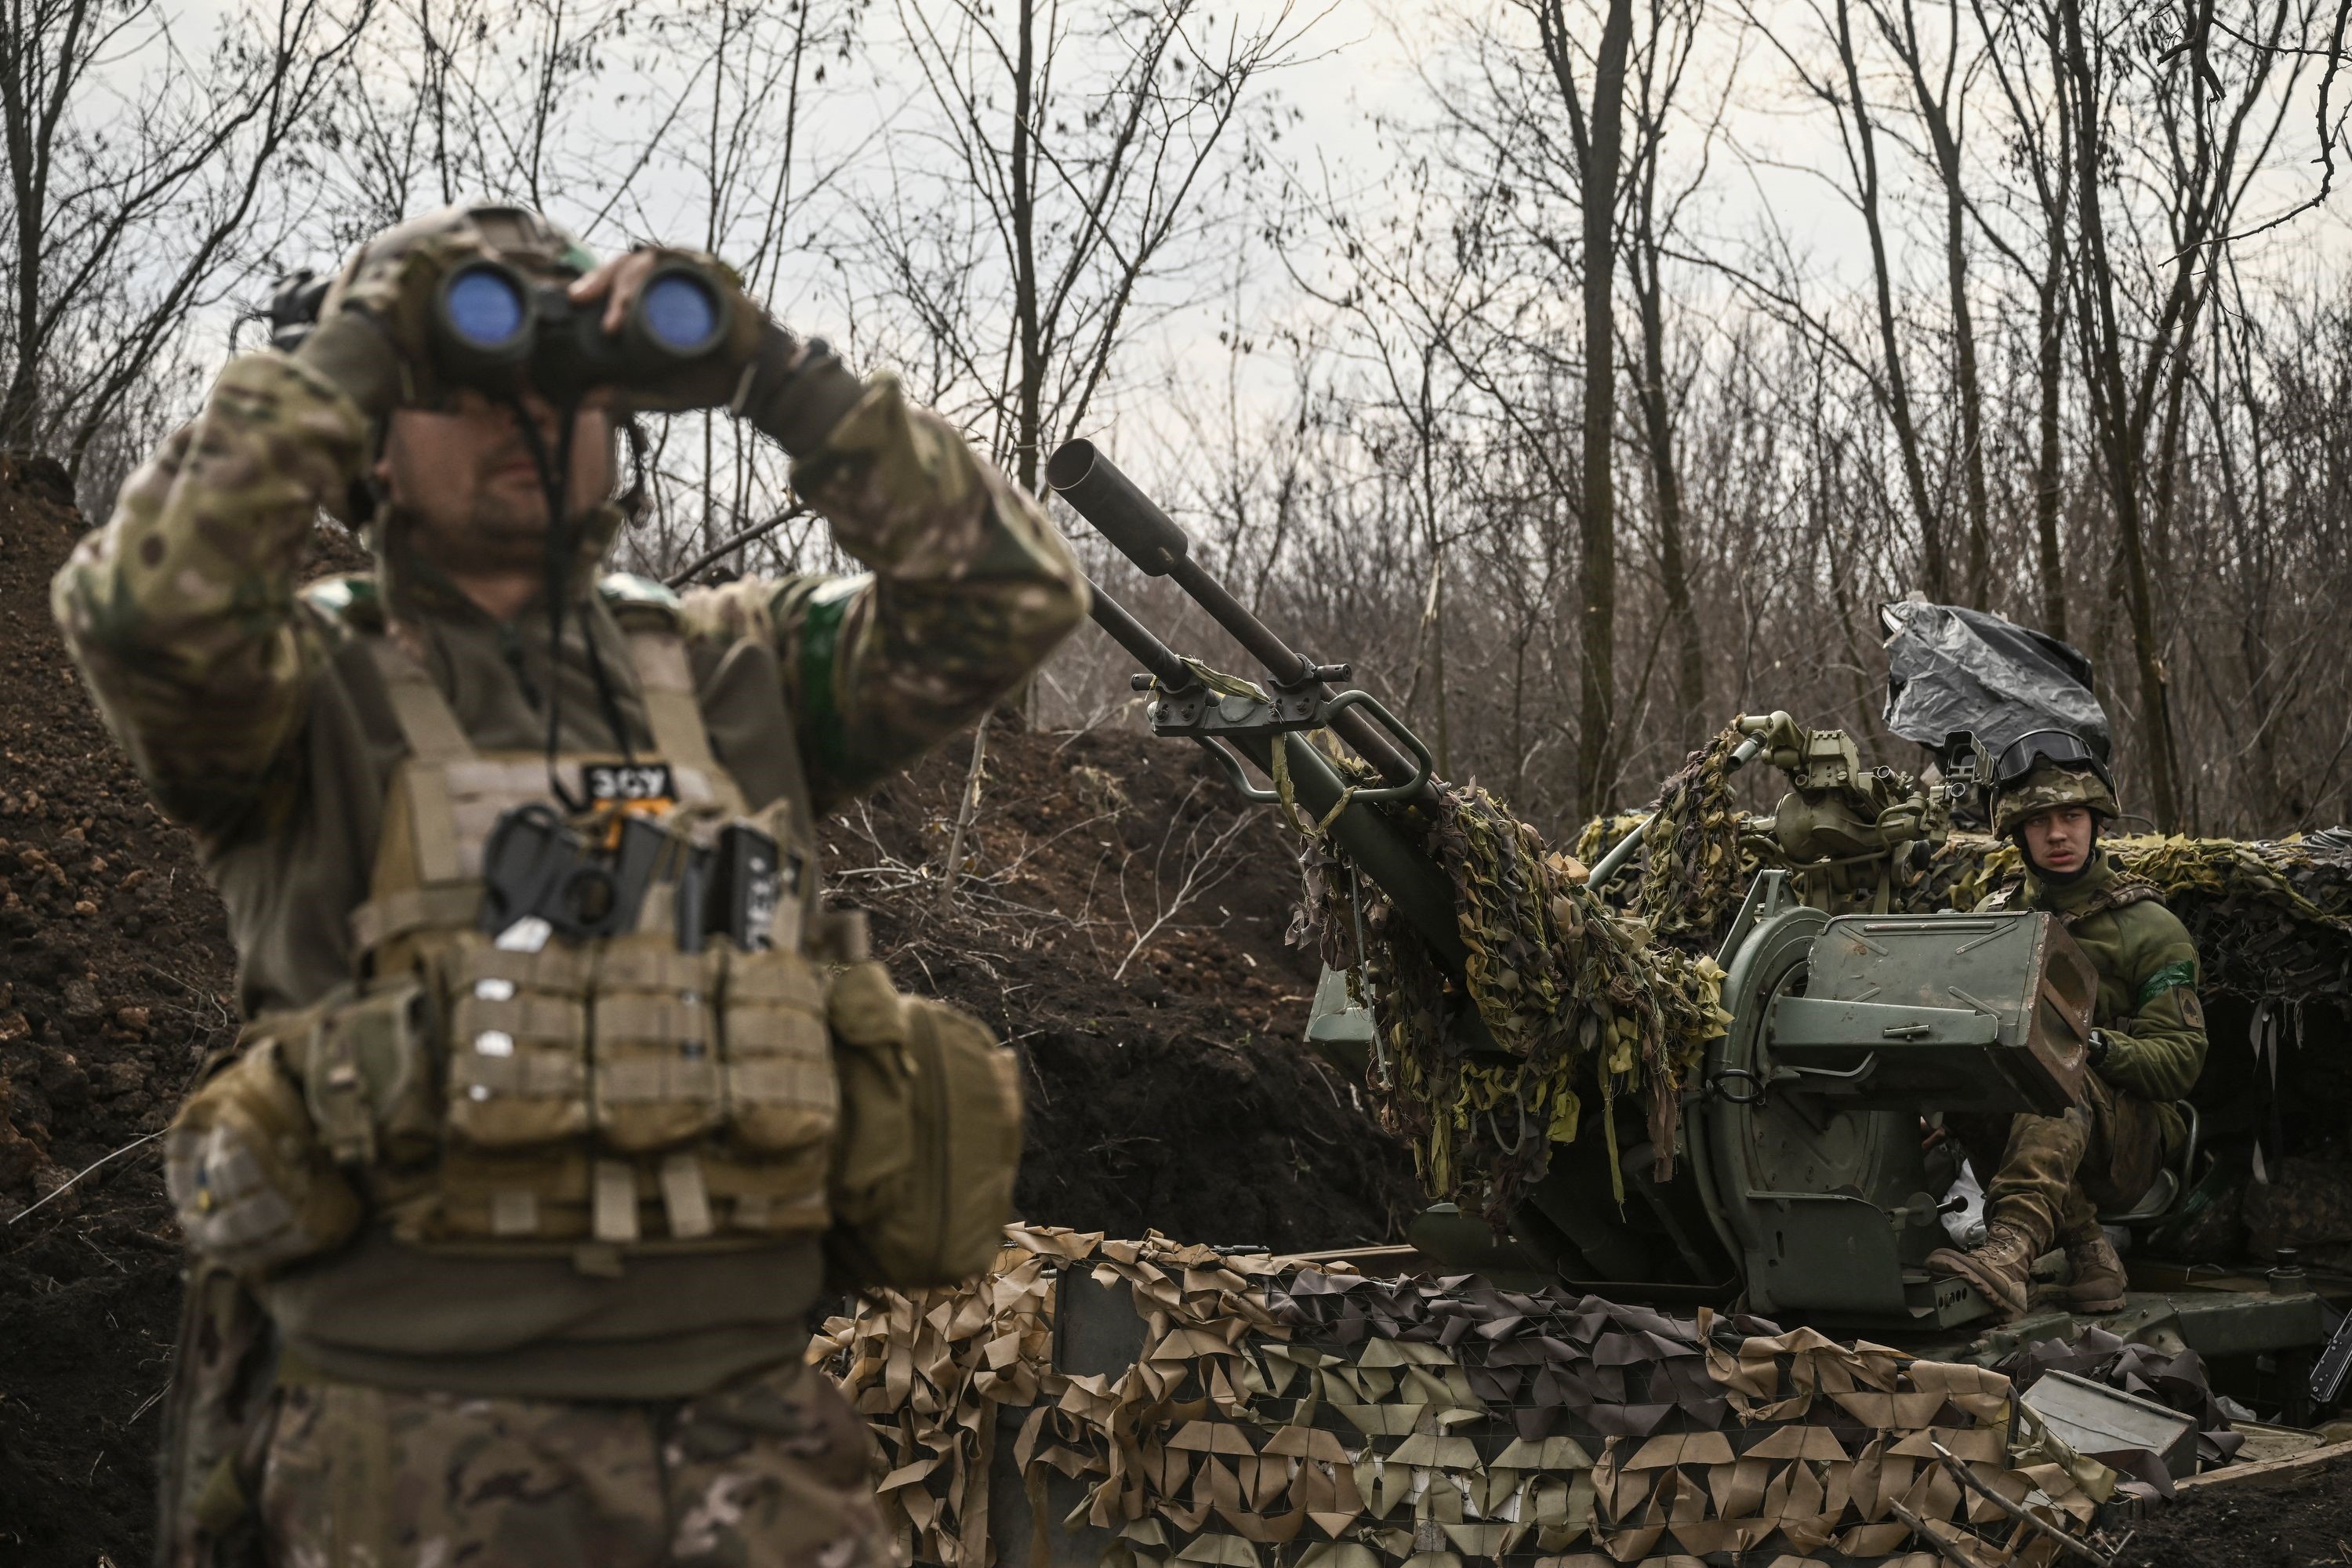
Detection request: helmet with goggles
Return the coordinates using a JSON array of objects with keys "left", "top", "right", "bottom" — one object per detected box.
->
[{"left": 1989, "top": 729, "right": 2120, "bottom": 837}]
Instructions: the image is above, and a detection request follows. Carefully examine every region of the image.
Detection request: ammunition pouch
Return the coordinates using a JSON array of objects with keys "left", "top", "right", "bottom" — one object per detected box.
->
[
  {"left": 826, "top": 959, "right": 1023, "bottom": 1289},
  {"left": 267, "top": 929, "right": 840, "bottom": 1250}
]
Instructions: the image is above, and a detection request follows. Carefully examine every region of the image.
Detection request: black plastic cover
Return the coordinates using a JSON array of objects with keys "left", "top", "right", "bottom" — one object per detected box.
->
[{"left": 1879, "top": 600, "right": 2111, "bottom": 764}]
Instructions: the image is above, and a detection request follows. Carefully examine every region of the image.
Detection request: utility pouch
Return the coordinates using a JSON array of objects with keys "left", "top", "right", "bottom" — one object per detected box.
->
[
  {"left": 720, "top": 945, "right": 837, "bottom": 1152},
  {"left": 167, "top": 1026, "right": 364, "bottom": 1276},
  {"left": 826, "top": 960, "right": 1022, "bottom": 1289},
  {"left": 695, "top": 942, "right": 837, "bottom": 1239},
  {"left": 592, "top": 934, "right": 724, "bottom": 1151},
  {"left": 300, "top": 977, "right": 437, "bottom": 1171},
  {"left": 155, "top": 1261, "right": 278, "bottom": 1568},
  {"left": 437, "top": 935, "right": 590, "bottom": 1149}
]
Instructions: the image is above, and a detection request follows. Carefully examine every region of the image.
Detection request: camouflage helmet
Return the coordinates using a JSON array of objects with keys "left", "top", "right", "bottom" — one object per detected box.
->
[
  {"left": 321, "top": 201, "right": 598, "bottom": 315},
  {"left": 1991, "top": 756, "right": 2121, "bottom": 837}
]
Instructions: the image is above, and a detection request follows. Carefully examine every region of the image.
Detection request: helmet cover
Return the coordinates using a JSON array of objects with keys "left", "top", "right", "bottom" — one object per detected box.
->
[{"left": 1992, "top": 757, "right": 2122, "bottom": 837}]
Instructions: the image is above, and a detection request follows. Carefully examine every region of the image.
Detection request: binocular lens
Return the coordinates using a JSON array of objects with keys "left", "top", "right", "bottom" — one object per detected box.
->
[
  {"left": 443, "top": 264, "right": 530, "bottom": 350},
  {"left": 640, "top": 271, "right": 722, "bottom": 355}
]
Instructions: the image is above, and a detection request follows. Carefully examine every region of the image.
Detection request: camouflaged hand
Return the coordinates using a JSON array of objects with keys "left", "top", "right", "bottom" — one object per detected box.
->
[
  {"left": 582, "top": 244, "right": 862, "bottom": 451},
  {"left": 301, "top": 229, "right": 496, "bottom": 419}
]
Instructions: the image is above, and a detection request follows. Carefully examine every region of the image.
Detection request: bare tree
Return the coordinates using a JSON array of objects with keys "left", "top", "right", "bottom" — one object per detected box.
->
[
  {"left": 2056, "top": 0, "right": 2304, "bottom": 828},
  {"left": 1, "top": 0, "right": 368, "bottom": 492},
  {"left": 854, "top": 0, "right": 1305, "bottom": 490},
  {"left": 1867, "top": 0, "right": 1994, "bottom": 605},
  {"left": 1536, "top": 0, "right": 1639, "bottom": 816},
  {"left": 844, "top": 0, "right": 1305, "bottom": 902},
  {"left": 1619, "top": 0, "right": 1715, "bottom": 748},
  {"left": 1969, "top": 0, "right": 2078, "bottom": 641}
]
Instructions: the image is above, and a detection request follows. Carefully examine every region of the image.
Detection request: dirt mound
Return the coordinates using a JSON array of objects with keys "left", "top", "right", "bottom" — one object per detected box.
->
[
  {"left": 0, "top": 476, "right": 259, "bottom": 1566},
  {"left": 2114, "top": 1450, "right": 2352, "bottom": 1566},
  {"left": 0, "top": 473, "right": 1410, "bottom": 1564},
  {"left": 834, "top": 720, "right": 1417, "bottom": 1250}
]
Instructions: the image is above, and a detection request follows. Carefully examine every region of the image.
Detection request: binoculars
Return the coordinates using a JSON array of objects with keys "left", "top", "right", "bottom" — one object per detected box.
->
[
  {"left": 434, "top": 257, "right": 729, "bottom": 397},
  {"left": 266, "top": 256, "right": 731, "bottom": 401}
]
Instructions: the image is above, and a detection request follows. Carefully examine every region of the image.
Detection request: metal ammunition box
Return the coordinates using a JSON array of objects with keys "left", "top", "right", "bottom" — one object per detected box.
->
[
  {"left": 1768, "top": 911, "right": 2094, "bottom": 1116},
  {"left": 2021, "top": 1368, "right": 2200, "bottom": 1479}
]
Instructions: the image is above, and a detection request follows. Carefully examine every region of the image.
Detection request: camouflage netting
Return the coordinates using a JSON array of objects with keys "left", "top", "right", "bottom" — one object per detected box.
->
[
  {"left": 1573, "top": 740, "right": 2352, "bottom": 1004},
  {"left": 1916, "top": 833, "right": 2352, "bottom": 1003},
  {"left": 1311, "top": 778, "right": 1731, "bottom": 1225},
  {"left": 1319, "top": 700, "right": 2352, "bottom": 1226},
  {"left": 1573, "top": 724, "right": 1766, "bottom": 948},
  {"left": 819, "top": 1228, "right": 2112, "bottom": 1567}
]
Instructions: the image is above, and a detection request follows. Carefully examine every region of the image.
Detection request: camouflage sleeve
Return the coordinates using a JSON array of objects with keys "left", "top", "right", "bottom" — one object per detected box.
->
[
  {"left": 682, "top": 372, "right": 1088, "bottom": 816},
  {"left": 2098, "top": 905, "right": 2208, "bottom": 1103},
  {"left": 50, "top": 352, "right": 365, "bottom": 837}
]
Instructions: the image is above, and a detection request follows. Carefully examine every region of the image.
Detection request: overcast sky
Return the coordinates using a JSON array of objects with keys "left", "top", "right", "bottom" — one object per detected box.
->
[{"left": 104, "top": 0, "right": 2352, "bottom": 485}]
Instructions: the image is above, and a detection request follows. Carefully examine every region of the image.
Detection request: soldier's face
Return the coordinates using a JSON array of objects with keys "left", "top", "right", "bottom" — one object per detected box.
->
[
  {"left": 2020, "top": 804, "right": 2094, "bottom": 877},
  {"left": 377, "top": 390, "right": 617, "bottom": 576}
]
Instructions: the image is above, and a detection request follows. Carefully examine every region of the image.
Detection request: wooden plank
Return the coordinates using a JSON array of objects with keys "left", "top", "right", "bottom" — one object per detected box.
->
[{"left": 2173, "top": 1438, "right": 2352, "bottom": 1493}]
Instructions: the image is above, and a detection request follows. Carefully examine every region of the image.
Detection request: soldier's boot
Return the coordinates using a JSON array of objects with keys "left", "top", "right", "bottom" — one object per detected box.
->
[
  {"left": 1926, "top": 1217, "right": 2044, "bottom": 1321},
  {"left": 2054, "top": 1224, "right": 2128, "bottom": 1314}
]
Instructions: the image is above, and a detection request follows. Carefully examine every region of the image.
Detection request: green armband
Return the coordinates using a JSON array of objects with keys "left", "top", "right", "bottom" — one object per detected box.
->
[
  {"left": 2136, "top": 960, "right": 2198, "bottom": 1009},
  {"left": 795, "top": 575, "right": 865, "bottom": 779}
]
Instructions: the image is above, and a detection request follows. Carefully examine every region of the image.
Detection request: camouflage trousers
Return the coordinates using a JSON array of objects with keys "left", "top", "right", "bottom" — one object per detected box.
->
[
  {"left": 256, "top": 1359, "right": 890, "bottom": 1568},
  {"left": 1954, "top": 1075, "right": 2169, "bottom": 1248}
]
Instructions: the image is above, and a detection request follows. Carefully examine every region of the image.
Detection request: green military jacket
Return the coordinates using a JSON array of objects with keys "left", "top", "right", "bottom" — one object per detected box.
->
[
  {"left": 2013, "top": 849, "right": 2209, "bottom": 1142},
  {"left": 51, "top": 350, "right": 1088, "bottom": 1397}
]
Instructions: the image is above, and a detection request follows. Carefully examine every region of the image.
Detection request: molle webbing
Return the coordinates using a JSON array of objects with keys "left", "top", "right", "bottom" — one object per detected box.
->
[
  {"left": 332, "top": 616, "right": 833, "bottom": 1252},
  {"left": 354, "top": 625, "right": 741, "bottom": 959}
]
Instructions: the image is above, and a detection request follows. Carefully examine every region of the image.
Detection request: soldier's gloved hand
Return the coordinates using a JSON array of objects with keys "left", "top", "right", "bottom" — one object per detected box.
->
[
  {"left": 568, "top": 247, "right": 866, "bottom": 456},
  {"left": 299, "top": 231, "right": 488, "bottom": 420}
]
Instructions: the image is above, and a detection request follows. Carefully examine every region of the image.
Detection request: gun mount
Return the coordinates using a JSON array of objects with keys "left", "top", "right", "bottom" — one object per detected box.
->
[{"left": 1048, "top": 440, "right": 2307, "bottom": 1354}]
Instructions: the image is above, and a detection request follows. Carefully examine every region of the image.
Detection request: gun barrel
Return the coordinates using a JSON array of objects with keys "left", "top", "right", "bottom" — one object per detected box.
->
[
  {"left": 1086, "top": 581, "right": 1197, "bottom": 693},
  {"left": 1082, "top": 582, "right": 1472, "bottom": 971},
  {"left": 1049, "top": 440, "right": 1425, "bottom": 792},
  {"left": 1047, "top": 439, "right": 1192, "bottom": 574}
]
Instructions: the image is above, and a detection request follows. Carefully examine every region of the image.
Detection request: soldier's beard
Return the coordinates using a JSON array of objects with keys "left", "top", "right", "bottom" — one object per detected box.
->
[{"left": 410, "top": 497, "right": 557, "bottom": 579}]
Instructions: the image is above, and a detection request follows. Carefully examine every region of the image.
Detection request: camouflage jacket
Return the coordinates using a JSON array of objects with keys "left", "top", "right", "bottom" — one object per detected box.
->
[
  {"left": 2020, "top": 851, "right": 2209, "bottom": 1107},
  {"left": 53, "top": 350, "right": 1087, "bottom": 1014},
  {"left": 49, "top": 349, "right": 1086, "bottom": 1399}
]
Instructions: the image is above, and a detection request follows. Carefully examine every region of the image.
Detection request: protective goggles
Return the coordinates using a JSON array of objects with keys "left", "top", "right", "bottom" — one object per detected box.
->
[{"left": 1993, "top": 729, "right": 2112, "bottom": 791}]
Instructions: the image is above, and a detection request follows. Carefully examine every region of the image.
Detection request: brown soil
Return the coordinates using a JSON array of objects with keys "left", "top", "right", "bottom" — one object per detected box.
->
[
  {"left": 2114, "top": 1449, "right": 2352, "bottom": 1567},
  {"left": 0, "top": 466, "right": 1412, "bottom": 1566},
  {"left": 0, "top": 460, "right": 249, "bottom": 1567},
  {"left": 833, "top": 719, "right": 1417, "bottom": 1251}
]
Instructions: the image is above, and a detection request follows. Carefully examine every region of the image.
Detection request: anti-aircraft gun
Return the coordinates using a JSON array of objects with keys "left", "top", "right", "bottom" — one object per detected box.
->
[{"left": 1048, "top": 441, "right": 2309, "bottom": 1353}]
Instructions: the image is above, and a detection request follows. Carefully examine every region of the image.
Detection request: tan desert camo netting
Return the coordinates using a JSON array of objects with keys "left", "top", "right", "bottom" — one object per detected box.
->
[{"left": 818, "top": 1227, "right": 2109, "bottom": 1568}]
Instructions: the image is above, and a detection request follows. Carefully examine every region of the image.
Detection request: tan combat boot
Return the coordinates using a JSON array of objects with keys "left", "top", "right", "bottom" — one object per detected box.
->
[
  {"left": 1927, "top": 1218, "right": 2042, "bottom": 1320},
  {"left": 2053, "top": 1225, "right": 2127, "bottom": 1314}
]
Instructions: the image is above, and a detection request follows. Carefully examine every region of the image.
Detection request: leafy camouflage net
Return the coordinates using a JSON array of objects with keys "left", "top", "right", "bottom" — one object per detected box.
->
[
  {"left": 1573, "top": 786, "right": 2352, "bottom": 1005},
  {"left": 1570, "top": 724, "right": 1778, "bottom": 949},
  {"left": 1630, "top": 725, "right": 1769, "bottom": 943},
  {"left": 1316, "top": 779, "right": 1731, "bottom": 1225},
  {"left": 1909, "top": 833, "right": 2352, "bottom": 1001}
]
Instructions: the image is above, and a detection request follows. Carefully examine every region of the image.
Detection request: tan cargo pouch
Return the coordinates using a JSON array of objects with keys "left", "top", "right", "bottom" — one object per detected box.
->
[
  {"left": 438, "top": 937, "right": 592, "bottom": 1150},
  {"left": 165, "top": 1021, "right": 363, "bottom": 1276},
  {"left": 826, "top": 957, "right": 1023, "bottom": 1289},
  {"left": 593, "top": 935, "right": 724, "bottom": 1151}
]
